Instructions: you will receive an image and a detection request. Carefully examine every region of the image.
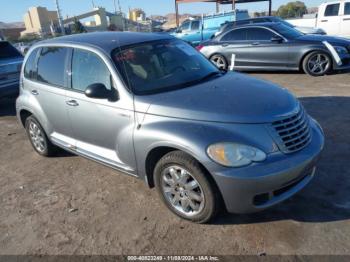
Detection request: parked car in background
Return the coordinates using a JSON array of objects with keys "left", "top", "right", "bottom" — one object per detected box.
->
[
  {"left": 216, "top": 16, "right": 326, "bottom": 37},
  {"left": 171, "top": 10, "right": 249, "bottom": 45},
  {"left": 14, "top": 42, "right": 31, "bottom": 55},
  {"left": 0, "top": 41, "right": 23, "bottom": 98},
  {"left": 17, "top": 32, "right": 324, "bottom": 223},
  {"left": 287, "top": 0, "right": 350, "bottom": 38},
  {"left": 198, "top": 22, "right": 350, "bottom": 76}
]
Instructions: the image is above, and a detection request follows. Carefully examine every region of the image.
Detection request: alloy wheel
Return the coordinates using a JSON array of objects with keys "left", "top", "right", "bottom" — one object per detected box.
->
[
  {"left": 28, "top": 121, "right": 46, "bottom": 153},
  {"left": 161, "top": 165, "right": 205, "bottom": 217},
  {"left": 210, "top": 55, "right": 227, "bottom": 70},
  {"left": 307, "top": 53, "right": 330, "bottom": 75}
]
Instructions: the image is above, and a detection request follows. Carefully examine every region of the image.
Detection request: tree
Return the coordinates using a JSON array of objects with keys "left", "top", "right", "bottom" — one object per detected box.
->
[
  {"left": 277, "top": 1, "right": 307, "bottom": 19},
  {"left": 72, "top": 18, "right": 87, "bottom": 34}
]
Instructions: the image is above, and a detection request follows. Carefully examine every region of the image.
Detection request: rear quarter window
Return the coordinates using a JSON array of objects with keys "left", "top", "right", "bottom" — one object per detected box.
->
[
  {"left": 24, "top": 48, "right": 39, "bottom": 80},
  {"left": 36, "top": 47, "right": 69, "bottom": 88}
]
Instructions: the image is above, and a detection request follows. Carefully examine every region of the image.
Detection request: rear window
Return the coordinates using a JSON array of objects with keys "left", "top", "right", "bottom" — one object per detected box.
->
[
  {"left": 0, "top": 41, "right": 22, "bottom": 59},
  {"left": 324, "top": 3, "right": 340, "bottom": 17},
  {"left": 24, "top": 48, "right": 39, "bottom": 80},
  {"left": 37, "top": 47, "right": 69, "bottom": 87}
]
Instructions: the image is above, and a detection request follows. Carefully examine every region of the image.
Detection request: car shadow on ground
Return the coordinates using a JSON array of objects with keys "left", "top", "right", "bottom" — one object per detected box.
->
[{"left": 214, "top": 96, "right": 350, "bottom": 225}]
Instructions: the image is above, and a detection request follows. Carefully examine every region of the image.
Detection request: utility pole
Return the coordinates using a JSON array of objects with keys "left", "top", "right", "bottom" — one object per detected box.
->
[{"left": 55, "top": 0, "right": 65, "bottom": 35}]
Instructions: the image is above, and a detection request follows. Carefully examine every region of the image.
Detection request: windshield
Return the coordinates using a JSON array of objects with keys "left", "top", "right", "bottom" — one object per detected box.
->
[
  {"left": 0, "top": 41, "right": 22, "bottom": 59},
  {"left": 274, "top": 23, "right": 303, "bottom": 39},
  {"left": 112, "top": 39, "right": 220, "bottom": 95}
]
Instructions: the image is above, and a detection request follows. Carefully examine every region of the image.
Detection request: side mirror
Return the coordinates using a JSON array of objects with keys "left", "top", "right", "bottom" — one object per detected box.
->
[
  {"left": 271, "top": 36, "right": 283, "bottom": 43},
  {"left": 85, "top": 83, "right": 112, "bottom": 99},
  {"left": 176, "top": 28, "right": 182, "bottom": 33}
]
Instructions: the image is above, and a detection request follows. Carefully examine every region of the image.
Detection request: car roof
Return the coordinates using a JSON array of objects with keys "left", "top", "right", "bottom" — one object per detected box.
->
[
  {"left": 223, "top": 16, "right": 280, "bottom": 25},
  {"left": 38, "top": 31, "right": 174, "bottom": 53},
  {"left": 227, "top": 22, "right": 279, "bottom": 29}
]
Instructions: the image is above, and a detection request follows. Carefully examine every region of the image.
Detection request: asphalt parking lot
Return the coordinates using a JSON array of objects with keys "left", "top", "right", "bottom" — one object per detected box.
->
[{"left": 0, "top": 71, "right": 349, "bottom": 255}]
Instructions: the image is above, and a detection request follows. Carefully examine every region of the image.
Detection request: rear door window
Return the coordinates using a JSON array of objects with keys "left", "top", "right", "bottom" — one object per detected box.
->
[
  {"left": 71, "top": 48, "right": 111, "bottom": 92},
  {"left": 246, "top": 28, "right": 277, "bottom": 41},
  {"left": 37, "top": 47, "right": 69, "bottom": 87},
  {"left": 221, "top": 28, "right": 247, "bottom": 41},
  {"left": 24, "top": 48, "right": 39, "bottom": 80},
  {"left": 345, "top": 3, "right": 350, "bottom": 15},
  {"left": 324, "top": 3, "right": 340, "bottom": 16}
]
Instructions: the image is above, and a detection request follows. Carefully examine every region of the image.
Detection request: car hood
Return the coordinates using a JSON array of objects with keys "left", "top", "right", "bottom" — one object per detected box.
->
[
  {"left": 134, "top": 72, "right": 299, "bottom": 124},
  {"left": 295, "top": 26, "right": 325, "bottom": 35},
  {"left": 297, "top": 34, "right": 350, "bottom": 45}
]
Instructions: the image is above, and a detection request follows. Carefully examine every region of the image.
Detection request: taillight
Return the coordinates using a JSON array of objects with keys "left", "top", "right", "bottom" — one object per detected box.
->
[{"left": 196, "top": 45, "right": 204, "bottom": 51}]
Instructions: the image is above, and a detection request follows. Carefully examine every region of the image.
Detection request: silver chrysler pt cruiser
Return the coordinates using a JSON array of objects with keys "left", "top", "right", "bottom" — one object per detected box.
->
[{"left": 16, "top": 32, "right": 324, "bottom": 223}]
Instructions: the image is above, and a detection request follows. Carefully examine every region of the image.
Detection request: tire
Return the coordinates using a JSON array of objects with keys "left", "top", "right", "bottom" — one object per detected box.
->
[
  {"left": 302, "top": 51, "right": 332, "bottom": 76},
  {"left": 25, "top": 116, "right": 56, "bottom": 157},
  {"left": 154, "top": 151, "right": 221, "bottom": 223},
  {"left": 210, "top": 54, "right": 228, "bottom": 71}
]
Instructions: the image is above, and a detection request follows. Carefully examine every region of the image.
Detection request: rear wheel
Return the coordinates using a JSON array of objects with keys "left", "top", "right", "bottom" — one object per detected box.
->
[
  {"left": 302, "top": 51, "right": 332, "bottom": 76},
  {"left": 25, "top": 116, "right": 57, "bottom": 156},
  {"left": 154, "top": 151, "right": 221, "bottom": 223},
  {"left": 210, "top": 54, "right": 228, "bottom": 70}
]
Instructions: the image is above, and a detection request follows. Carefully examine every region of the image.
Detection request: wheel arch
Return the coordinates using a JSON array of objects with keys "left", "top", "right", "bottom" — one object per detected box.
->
[
  {"left": 19, "top": 109, "right": 33, "bottom": 127},
  {"left": 299, "top": 48, "right": 333, "bottom": 72}
]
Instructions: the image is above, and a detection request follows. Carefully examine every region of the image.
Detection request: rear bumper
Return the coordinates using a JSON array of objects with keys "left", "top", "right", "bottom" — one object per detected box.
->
[
  {"left": 211, "top": 120, "right": 324, "bottom": 214},
  {"left": 0, "top": 81, "right": 19, "bottom": 98}
]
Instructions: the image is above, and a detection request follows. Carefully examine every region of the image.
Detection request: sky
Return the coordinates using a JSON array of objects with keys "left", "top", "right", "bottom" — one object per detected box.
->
[{"left": 1, "top": 0, "right": 329, "bottom": 23}]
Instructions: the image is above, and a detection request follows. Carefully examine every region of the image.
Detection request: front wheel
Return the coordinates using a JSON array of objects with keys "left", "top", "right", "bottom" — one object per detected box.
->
[
  {"left": 154, "top": 151, "right": 221, "bottom": 223},
  {"left": 302, "top": 51, "right": 332, "bottom": 76}
]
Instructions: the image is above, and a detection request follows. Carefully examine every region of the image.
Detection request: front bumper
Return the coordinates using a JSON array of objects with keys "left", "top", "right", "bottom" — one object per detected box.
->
[
  {"left": 333, "top": 53, "right": 350, "bottom": 70},
  {"left": 211, "top": 120, "right": 324, "bottom": 214}
]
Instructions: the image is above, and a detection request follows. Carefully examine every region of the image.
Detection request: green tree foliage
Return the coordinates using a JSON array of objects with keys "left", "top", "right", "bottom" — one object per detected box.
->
[
  {"left": 277, "top": 1, "right": 307, "bottom": 18},
  {"left": 72, "top": 18, "right": 87, "bottom": 34}
]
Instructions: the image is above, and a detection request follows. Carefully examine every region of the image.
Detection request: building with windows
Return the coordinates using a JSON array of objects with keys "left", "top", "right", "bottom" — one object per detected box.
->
[{"left": 21, "top": 6, "right": 59, "bottom": 37}]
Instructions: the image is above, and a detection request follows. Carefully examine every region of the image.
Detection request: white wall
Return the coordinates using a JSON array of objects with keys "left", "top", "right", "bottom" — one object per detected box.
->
[{"left": 286, "top": 18, "right": 316, "bottom": 28}]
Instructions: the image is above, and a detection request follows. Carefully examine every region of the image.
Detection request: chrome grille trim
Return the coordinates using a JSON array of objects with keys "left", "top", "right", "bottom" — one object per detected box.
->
[{"left": 270, "top": 106, "right": 312, "bottom": 154}]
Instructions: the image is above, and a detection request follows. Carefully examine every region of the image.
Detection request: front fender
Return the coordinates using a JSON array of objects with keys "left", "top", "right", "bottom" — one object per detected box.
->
[{"left": 133, "top": 114, "right": 277, "bottom": 180}]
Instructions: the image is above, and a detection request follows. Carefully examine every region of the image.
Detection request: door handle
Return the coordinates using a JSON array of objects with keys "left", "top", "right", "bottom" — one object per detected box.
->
[
  {"left": 321, "top": 20, "right": 328, "bottom": 22},
  {"left": 252, "top": 42, "right": 260, "bottom": 46},
  {"left": 66, "top": 100, "right": 79, "bottom": 106},
  {"left": 31, "top": 90, "right": 39, "bottom": 95},
  {"left": 221, "top": 43, "right": 229, "bottom": 47},
  {"left": 343, "top": 18, "right": 350, "bottom": 21}
]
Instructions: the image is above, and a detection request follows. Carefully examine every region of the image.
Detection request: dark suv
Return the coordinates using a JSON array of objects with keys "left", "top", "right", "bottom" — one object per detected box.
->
[{"left": 0, "top": 41, "right": 23, "bottom": 98}]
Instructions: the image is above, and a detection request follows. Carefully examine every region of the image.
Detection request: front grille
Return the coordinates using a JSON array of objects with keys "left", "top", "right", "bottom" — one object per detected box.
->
[{"left": 271, "top": 106, "right": 311, "bottom": 153}]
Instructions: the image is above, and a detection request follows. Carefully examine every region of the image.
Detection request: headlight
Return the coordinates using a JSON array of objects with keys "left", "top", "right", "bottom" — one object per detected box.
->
[
  {"left": 207, "top": 143, "right": 266, "bottom": 167},
  {"left": 333, "top": 46, "right": 348, "bottom": 55}
]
